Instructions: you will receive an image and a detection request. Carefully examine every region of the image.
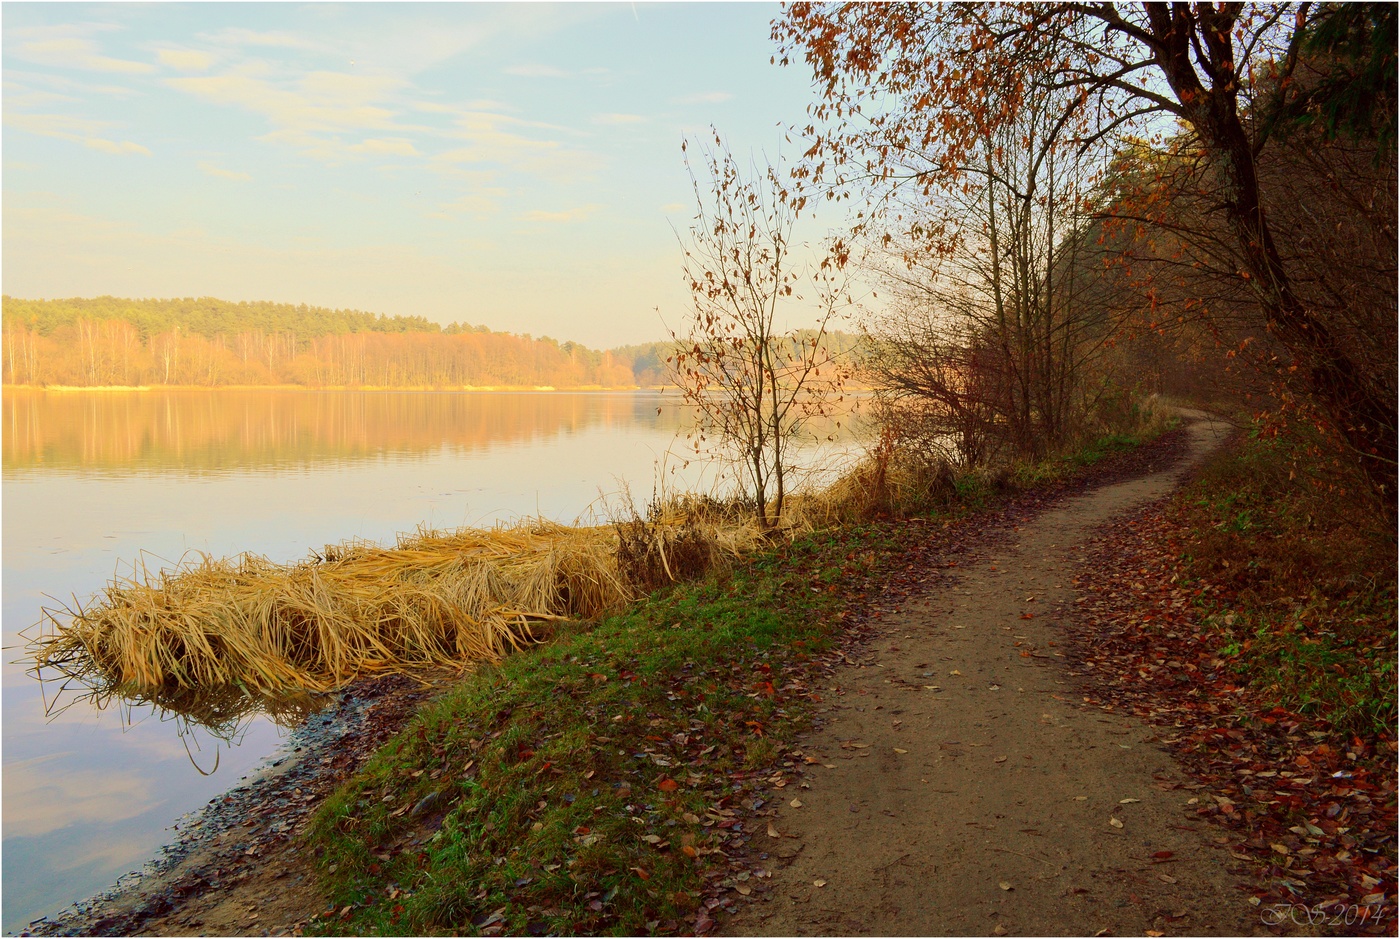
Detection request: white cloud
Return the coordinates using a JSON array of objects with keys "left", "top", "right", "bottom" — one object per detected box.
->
[
  {"left": 504, "top": 63, "right": 569, "bottom": 78},
  {"left": 85, "top": 138, "right": 151, "bottom": 156},
  {"left": 434, "top": 190, "right": 508, "bottom": 219},
  {"left": 168, "top": 70, "right": 405, "bottom": 132},
  {"left": 522, "top": 204, "right": 600, "bottom": 223},
  {"left": 593, "top": 113, "right": 646, "bottom": 126},
  {"left": 198, "top": 161, "right": 252, "bottom": 182},
  {"left": 415, "top": 99, "right": 513, "bottom": 114},
  {"left": 428, "top": 108, "right": 598, "bottom": 178},
  {"left": 350, "top": 137, "right": 420, "bottom": 156},
  {"left": 17, "top": 37, "right": 155, "bottom": 74},
  {"left": 199, "top": 27, "right": 324, "bottom": 51},
  {"left": 157, "top": 48, "right": 214, "bottom": 72},
  {"left": 5, "top": 111, "right": 150, "bottom": 156},
  {"left": 166, "top": 68, "right": 417, "bottom": 163},
  {"left": 674, "top": 92, "right": 734, "bottom": 105},
  {"left": 6, "top": 67, "right": 143, "bottom": 98},
  {"left": 2, "top": 83, "right": 79, "bottom": 109},
  {"left": 660, "top": 202, "right": 687, "bottom": 213}
]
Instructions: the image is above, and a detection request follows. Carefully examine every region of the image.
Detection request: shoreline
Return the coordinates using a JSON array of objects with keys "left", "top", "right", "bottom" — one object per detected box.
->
[
  {"left": 18, "top": 425, "right": 1198, "bottom": 937},
  {"left": 20, "top": 673, "right": 446, "bottom": 938}
]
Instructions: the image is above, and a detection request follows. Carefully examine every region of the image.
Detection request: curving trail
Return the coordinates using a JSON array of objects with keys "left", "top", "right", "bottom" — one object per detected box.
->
[{"left": 727, "top": 414, "right": 1261, "bottom": 937}]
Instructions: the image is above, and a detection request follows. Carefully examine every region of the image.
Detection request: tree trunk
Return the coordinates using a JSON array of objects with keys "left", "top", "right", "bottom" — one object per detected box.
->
[{"left": 1147, "top": 4, "right": 1398, "bottom": 514}]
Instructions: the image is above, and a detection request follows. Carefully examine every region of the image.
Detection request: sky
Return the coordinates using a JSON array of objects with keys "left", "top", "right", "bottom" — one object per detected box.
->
[{"left": 2, "top": 2, "right": 839, "bottom": 348}]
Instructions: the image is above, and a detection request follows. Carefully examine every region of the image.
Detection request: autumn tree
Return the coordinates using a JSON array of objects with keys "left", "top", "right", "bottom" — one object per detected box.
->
[
  {"left": 670, "top": 132, "right": 851, "bottom": 529},
  {"left": 861, "top": 64, "right": 1129, "bottom": 466},
  {"left": 776, "top": 2, "right": 1397, "bottom": 510}
]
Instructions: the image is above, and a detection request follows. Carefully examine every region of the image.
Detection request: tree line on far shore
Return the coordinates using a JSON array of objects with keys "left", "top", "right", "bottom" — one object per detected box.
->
[
  {"left": 0, "top": 296, "right": 864, "bottom": 390},
  {"left": 0, "top": 296, "right": 650, "bottom": 389}
]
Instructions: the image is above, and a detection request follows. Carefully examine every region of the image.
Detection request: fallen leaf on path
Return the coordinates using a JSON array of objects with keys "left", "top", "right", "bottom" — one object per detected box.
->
[
  {"left": 894, "top": 748, "right": 908, "bottom": 754},
  {"left": 1157, "top": 873, "right": 1177, "bottom": 884},
  {"left": 995, "top": 756, "right": 1008, "bottom": 763},
  {"left": 1109, "top": 817, "right": 1124, "bottom": 829},
  {"left": 1118, "top": 798, "right": 1140, "bottom": 804},
  {"left": 813, "top": 879, "right": 827, "bottom": 888},
  {"left": 999, "top": 881, "right": 1014, "bottom": 891},
  {"left": 767, "top": 821, "right": 782, "bottom": 838},
  {"left": 790, "top": 798, "right": 803, "bottom": 808}
]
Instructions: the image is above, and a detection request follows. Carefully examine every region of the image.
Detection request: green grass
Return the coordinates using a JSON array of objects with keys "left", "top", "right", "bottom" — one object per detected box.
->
[
  {"left": 304, "top": 523, "right": 906, "bottom": 935},
  {"left": 1173, "top": 425, "right": 1397, "bottom": 737},
  {"left": 302, "top": 425, "right": 1176, "bottom": 935}
]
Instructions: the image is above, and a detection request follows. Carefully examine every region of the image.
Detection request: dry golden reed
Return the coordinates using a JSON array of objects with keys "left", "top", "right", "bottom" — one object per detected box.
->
[
  {"left": 25, "top": 458, "right": 890, "bottom": 729},
  {"left": 27, "top": 522, "right": 651, "bottom": 718}
]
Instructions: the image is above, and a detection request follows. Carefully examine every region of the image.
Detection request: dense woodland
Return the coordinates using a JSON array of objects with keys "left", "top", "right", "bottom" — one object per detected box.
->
[
  {"left": 0, "top": 296, "right": 656, "bottom": 388},
  {"left": 771, "top": 2, "right": 1396, "bottom": 515},
  {"left": 0, "top": 296, "right": 864, "bottom": 390}
]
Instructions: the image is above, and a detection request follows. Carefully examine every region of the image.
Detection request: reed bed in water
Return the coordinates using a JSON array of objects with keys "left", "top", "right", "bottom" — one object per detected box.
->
[
  {"left": 26, "top": 456, "right": 913, "bottom": 728},
  {"left": 27, "top": 521, "right": 704, "bottom": 722}
]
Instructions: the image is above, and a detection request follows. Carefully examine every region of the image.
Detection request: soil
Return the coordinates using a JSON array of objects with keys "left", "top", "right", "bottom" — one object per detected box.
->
[{"left": 724, "top": 412, "right": 1260, "bottom": 937}]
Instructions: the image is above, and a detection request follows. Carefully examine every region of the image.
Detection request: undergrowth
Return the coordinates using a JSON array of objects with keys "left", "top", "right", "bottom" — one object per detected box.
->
[{"left": 1172, "top": 425, "right": 1398, "bottom": 737}]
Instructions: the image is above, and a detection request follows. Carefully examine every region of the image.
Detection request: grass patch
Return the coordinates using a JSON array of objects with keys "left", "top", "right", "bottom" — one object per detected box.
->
[
  {"left": 1171, "top": 425, "right": 1397, "bottom": 737},
  {"left": 303, "top": 522, "right": 904, "bottom": 935}
]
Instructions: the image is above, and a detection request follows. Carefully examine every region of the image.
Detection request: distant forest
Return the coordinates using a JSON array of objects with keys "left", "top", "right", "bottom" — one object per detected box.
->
[
  {"left": 0, "top": 296, "right": 853, "bottom": 389},
  {"left": 1, "top": 296, "right": 862, "bottom": 389}
]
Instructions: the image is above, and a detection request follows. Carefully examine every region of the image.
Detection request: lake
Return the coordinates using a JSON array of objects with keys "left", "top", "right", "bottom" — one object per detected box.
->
[
  {"left": 1, "top": 388, "right": 857, "bottom": 933},
  {"left": 0, "top": 389, "right": 688, "bottom": 933}
]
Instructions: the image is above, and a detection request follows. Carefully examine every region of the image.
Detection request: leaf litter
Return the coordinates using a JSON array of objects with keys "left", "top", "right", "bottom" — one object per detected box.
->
[{"left": 1064, "top": 499, "right": 1396, "bottom": 934}]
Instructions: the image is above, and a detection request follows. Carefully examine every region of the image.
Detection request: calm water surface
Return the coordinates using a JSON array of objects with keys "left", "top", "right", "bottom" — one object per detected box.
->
[{"left": 2, "top": 389, "right": 737, "bottom": 933}]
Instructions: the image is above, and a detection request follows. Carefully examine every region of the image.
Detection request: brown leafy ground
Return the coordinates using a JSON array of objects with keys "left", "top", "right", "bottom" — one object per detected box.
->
[
  {"left": 1062, "top": 497, "right": 1397, "bottom": 935},
  {"left": 725, "top": 413, "right": 1326, "bottom": 936}
]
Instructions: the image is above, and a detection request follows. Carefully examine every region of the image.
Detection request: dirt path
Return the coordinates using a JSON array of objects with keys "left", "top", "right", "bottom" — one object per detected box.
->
[{"left": 728, "top": 413, "right": 1261, "bottom": 937}]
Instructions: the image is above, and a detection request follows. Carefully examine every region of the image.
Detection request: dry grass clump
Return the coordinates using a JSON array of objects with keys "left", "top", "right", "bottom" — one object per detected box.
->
[
  {"left": 27, "top": 523, "right": 642, "bottom": 728},
  {"left": 788, "top": 431, "right": 958, "bottom": 526},
  {"left": 613, "top": 493, "right": 761, "bottom": 592}
]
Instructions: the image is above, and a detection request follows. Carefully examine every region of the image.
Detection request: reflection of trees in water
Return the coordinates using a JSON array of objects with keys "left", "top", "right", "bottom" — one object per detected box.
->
[{"left": 2, "top": 391, "right": 689, "bottom": 474}]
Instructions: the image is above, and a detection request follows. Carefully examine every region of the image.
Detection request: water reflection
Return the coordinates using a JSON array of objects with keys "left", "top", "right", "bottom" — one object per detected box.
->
[
  {"left": 4, "top": 756, "right": 160, "bottom": 840},
  {"left": 4, "top": 389, "right": 685, "bottom": 475}
]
